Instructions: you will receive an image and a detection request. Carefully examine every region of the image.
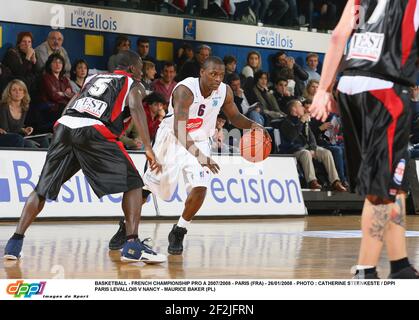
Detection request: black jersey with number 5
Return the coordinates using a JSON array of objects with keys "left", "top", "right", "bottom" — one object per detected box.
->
[
  {"left": 64, "top": 70, "right": 134, "bottom": 137},
  {"left": 342, "top": 0, "right": 419, "bottom": 86}
]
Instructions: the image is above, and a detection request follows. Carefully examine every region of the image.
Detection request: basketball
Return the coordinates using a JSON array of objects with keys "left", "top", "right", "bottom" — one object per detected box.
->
[{"left": 240, "top": 130, "right": 272, "bottom": 163}]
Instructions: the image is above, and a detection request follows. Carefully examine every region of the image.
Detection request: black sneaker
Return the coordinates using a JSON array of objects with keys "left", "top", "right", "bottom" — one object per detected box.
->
[
  {"left": 109, "top": 218, "right": 126, "bottom": 250},
  {"left": 168, "top": 224, "right": 187, "bottom": 255},
  {"left": 389, "top": 265, "right": 419, "bottom": 279}
]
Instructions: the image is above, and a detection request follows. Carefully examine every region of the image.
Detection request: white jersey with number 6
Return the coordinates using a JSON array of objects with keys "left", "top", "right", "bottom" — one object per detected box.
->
[{"left": 160, "top": 77, "right": 227, "bottom": 142}]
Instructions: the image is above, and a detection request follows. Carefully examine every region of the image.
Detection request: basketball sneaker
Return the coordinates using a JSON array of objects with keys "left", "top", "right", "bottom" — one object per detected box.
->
[
  {"left": 109, "top": 218, "right": 126, "bottom": 250},
  {"left": 388, "top": 265, "right": 419, "bottom": 279},
  {"left": 4, "top": 238, "right": 23, "bottom": 260},
  {"left": 121, "top": 238, "right": 166, "bottom": 264},
  {"left": 351, "top": 267, "right": 380, "bottom": 279},
  {"left": 168, "top": 224, "right": 187, "bottom": 255}
]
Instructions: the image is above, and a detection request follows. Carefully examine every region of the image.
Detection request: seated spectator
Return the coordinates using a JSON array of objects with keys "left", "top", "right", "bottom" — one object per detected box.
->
[
  {"left": 141, "top": 61, "right": 157, "bottom": 95},
  {"left": 2, "top": 32, "right": 37, "bottom": 93},
  {"left": 264, "top": 0, "right": 289, "bottom": 26},
  {"left": 0, "top": 80, "right": 47, "bottom": 148},
  {"left": 136, "top": 37, "right": 156, "bottom": 64},
  {"left": 305, "top": 100, "right": 347, "bottom": 185},
  {"left": 108, "top": 35, "right": 131, "bottom": 72},
  {"left": 279, "top": 99, "right": 346, "bottom": 191},
  {"left": 143, "top": 92, "right": 166, "bottom": 141},
  {"left": 241, "top": 50, "right": 262, "bottom": 79},
  {"left": 302, "top": 79, "right": 319, "bottom": 101},
  {"left": 119, "top": 122, "right": 143, "bottom": 150},
  {"left": 38, "top": 53, "right": 74, "bottom": 133},
  {"left": 246, "top": 71, "right": 286, "bottom": 125},
  {"left": 178, "top": 44, "right": 211, "bottom": 81},
  {"left": 35, "top": 30, "right": 71, "bottom": 74},
  {"left": 152, "top": 62, "right": 177, "bottom": 104},
  {"left": 271, "top": 51, "right": 308, "bottom": 97},
  {"left": 251, "top": 0, "right": 269, "bottom": 23},
  {"left": 69, "top": 59, "right": 89, "bottom": 94},
  {"left": 299, "top": 0, "right": 337, "bottom": 30},
  {"left": 226, "top": 73, "right": 252, "bottom": 116},
  {"left": 304, "top": 53, "right": 321, "bottom": 84},
  {"left": 273, "top": 77, "right": 296, "bottom": 113},
  {"left": 175, "top": 43, "right": 194, "bottom": 72},
  {"left": 223, "top": 55, "right": 238, "bottom": 81},
  {"left": 212, "top": 112, "right": 239, "bottom": 154}
]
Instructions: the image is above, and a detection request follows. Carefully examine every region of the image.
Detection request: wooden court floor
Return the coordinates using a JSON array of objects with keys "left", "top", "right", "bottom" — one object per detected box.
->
[{"left": 1, "top": 216, "right": 419, "bottom": 279}]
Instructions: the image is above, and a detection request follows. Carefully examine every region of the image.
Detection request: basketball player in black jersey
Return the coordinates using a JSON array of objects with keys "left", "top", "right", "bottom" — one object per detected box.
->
[
  {"left": 310, "top": 0, "right": 419, "bottom": 278},
  {"left": 4, "top": 51, "right": 167, "bottom": 264}
]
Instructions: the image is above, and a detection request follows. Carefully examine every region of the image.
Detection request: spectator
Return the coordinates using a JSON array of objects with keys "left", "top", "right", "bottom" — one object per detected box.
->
[
  {"left": 2, "top": 32, "right": 37, "bottom": 93},
  {"left": 143, "top": 92, "right": 166, "bottom": 141},
  {"left": 107, "top": 35, "right": 131, "bottom": 72},
  {"left": 152, "top": 62, "right": 177, "bottom": 104},
  {"left": 283, "top": 0, "right": 300, "bottom": 27},
  {"left": 241, "top": 50, "right": 262, "bottom": 79},
  {"left": 246, "top": 70, "right": 286, "bottom": 125},
  {"left": 141, "top": 61, "right": 157, "bottom": 95},
  {"left": 305, "top": 100, "right": 348, "bottom": 185},
  {"left": 279, "top": 99, "right": 347, "bottom": 191},
  {"left": 38, "top": 53, "right": 74, "bottom": 133},
  {"left": 299, "top": 0, "right": 337, "bottom": 30},
  {"left": 264, "top": 0, "right": 289, "bottom": 26},
  {"left": 69, "top": 59, "right": 89, "bottom": 94},
  {"left": 0, "top": 80, "right": 40, "bottom": 148},
  {"left": 223, "top": 55, "right": 238, "bottom": 80},
  {"left": 251, "top": 0, "right": 269, "bottom": 23},
  {"left": 273, "top": 77, "right": 295, "bottom": 113},
  {"left": 226, "top": 73, "right": 252, "bottom": 116},
  {"left": 178, "top": 44, "right": 211, "bottom": 81},
  {"left": 271, "top": 51, "right": 308, "bottom": 97},
  {"left": 175, "top": 43, "right": 194, "bottom": 71},
  {"left": 211, "top": 112, "right": 239, "bottom": 154},
  {"left": 304, "top": 53, "right": 321, "bottom": 84},
  {"left": 303, "top": 79, "right": 319, "bottom": 101},
  {"left": 136, "top": 37, "right": 156, "bottom": 64},
  {"left": 35, "top": 31, "right": 71, "bottom": 74},
  {"left": 119, "top": 122, "right": 143, "bottom": 150}
]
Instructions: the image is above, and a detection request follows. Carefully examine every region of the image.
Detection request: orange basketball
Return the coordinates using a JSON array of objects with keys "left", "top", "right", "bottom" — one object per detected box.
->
[{"left": 240, "top": 130, "right": 272, "bottom": 163}]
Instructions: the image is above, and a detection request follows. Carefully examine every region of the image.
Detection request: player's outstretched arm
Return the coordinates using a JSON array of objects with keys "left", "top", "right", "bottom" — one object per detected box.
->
[
  {"left": 128, "top": 84, "right": 161, "bottom": 173},
  {"left": 310, "top": 0, "right": 356, "bottom": 121},
  {"left": 173, "top": 85, "right": 220, "bottom": 174},
  {"left": 222, "top": 86, "right": 271, "bottom": 141}
]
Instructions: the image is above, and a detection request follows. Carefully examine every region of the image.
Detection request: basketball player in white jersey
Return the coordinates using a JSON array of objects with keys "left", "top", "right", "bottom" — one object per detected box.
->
[{"left": 109, "top": 56, "right": 270, "bottom": 255}]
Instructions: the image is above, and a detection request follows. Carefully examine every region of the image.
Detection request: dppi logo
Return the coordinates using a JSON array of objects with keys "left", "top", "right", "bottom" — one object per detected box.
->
[{"left": 6, "top": 280, "right": 46, "bottom": 298}]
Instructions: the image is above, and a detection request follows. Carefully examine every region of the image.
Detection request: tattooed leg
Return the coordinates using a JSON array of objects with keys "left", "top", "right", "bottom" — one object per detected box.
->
[
  {"left": 385, "top": 192, "right": 408, "bottom": 261},
  {"left": 357, "top": 196, "right": 392, "bottom": 266}
]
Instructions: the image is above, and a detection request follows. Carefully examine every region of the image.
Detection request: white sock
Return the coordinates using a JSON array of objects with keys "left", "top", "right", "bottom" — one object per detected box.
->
[
  {"left": 356, "top": 265, "right": 375, "bottom": 270},
  {"left": 177, "top": 216, "right": 191, "bottom": 229}
]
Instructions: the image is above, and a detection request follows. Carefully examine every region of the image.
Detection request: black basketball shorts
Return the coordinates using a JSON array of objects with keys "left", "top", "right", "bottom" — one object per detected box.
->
[
  {"left": 337, "top": 76, "right": 411, "bottom": 201},
  {"left": 35, "top": 123, "right": 143, "bottom": 200}
]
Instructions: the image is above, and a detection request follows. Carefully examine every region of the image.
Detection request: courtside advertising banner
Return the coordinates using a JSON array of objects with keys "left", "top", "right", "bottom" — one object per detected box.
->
[{"left": 0, "top": 150, "right": 305, "bottom": 218}]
